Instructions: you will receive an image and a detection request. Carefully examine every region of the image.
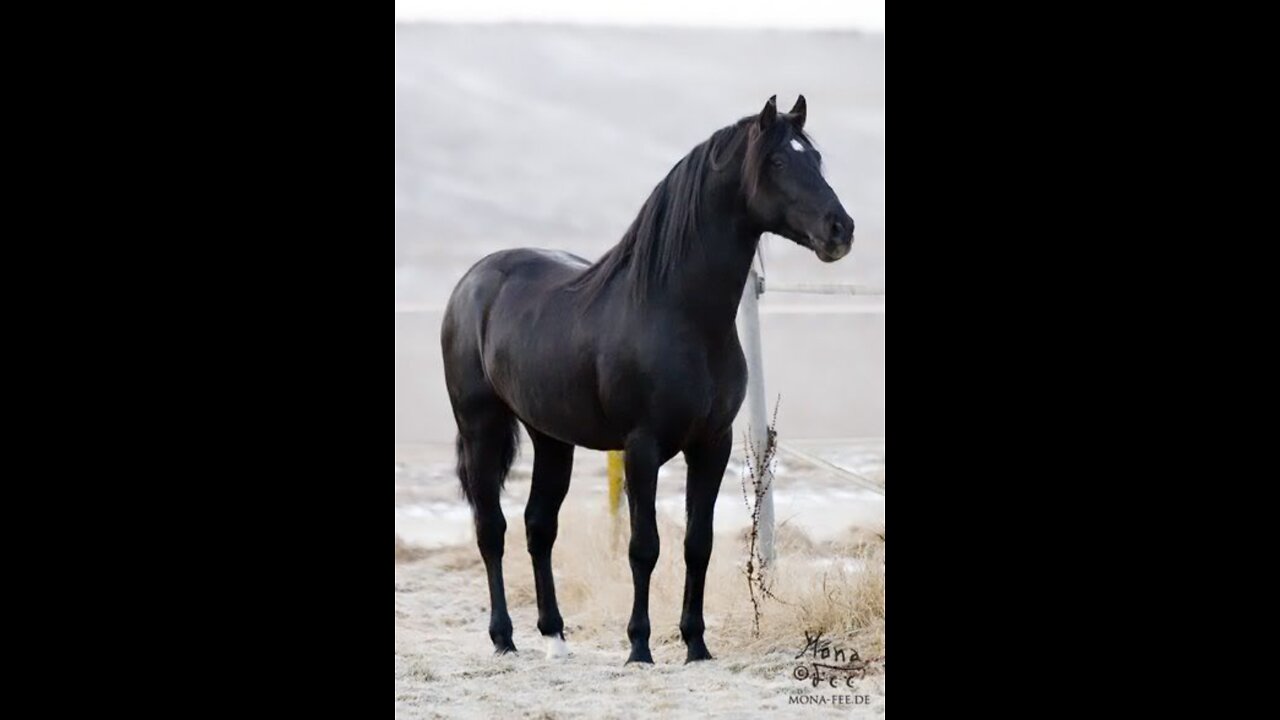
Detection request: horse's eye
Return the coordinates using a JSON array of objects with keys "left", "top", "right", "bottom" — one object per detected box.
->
[{"left": 771, "top": 155, "right": 786, "bottom": 168}]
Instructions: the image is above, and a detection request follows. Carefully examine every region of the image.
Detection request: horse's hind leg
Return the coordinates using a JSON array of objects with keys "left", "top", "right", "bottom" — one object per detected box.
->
[
  {"left": 524, "top": 429, "right": 574, "bottom": 659},
  {"left": 456, "top": 400, "right": 521, "bottom": 655}
]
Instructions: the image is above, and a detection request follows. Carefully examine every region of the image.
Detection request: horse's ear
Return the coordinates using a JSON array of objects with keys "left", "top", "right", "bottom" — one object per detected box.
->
[
  {"left": 789, "top": 95, "right": 807, "bottom": 130},
  {"left": 758, "top": 95, "right": 777, "bottom": 131}
]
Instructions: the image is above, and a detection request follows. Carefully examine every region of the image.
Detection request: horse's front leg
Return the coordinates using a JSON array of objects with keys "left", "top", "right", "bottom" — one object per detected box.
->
[
  {"left": 624, "top": 435, "right": 661, "bottom": 664},
  {"left": 680, "top": 431, "right": 730, "bottom": 662}
]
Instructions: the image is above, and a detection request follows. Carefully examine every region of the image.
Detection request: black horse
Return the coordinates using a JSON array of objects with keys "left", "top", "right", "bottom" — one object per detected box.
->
[{"left": 441, "top": 95, "right": 854, "bottom": 664}]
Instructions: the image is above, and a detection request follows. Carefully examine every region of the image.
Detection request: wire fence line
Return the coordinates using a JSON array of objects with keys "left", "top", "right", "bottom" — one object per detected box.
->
[{"left": 765, "top": 282, "right": 885, "bottom": 296}]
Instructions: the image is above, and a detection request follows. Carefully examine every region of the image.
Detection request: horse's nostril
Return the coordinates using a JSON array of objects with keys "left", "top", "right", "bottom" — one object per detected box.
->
[{"left": 831, "top": 221, "right": 845, "bottom": 238}]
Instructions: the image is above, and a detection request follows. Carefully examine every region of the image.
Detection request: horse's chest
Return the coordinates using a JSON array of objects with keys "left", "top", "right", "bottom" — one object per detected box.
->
[
  {"left": 704, "top": 356, "right": 748, "bottom": 429},
  {"left": 647, "top": 346, "right": 747, "bottom": 438}
]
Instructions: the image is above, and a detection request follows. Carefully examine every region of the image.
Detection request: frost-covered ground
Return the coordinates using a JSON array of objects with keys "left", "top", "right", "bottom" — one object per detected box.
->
[{"left": 395, "top": 442, "right": 886, "bottom": 719}]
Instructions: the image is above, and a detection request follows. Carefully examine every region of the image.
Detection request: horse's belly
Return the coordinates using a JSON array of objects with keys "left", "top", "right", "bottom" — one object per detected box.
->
[
  {"left": 483, "top": 329, "right": 623, "bottom": 450},
  {"left": 501, "top": 368, "right": 622, "bottom": 450}
]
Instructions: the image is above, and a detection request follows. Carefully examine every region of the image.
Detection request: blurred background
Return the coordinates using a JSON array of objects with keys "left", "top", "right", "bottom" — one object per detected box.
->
[{"left": 395, "top": 1, "right": 884, "bottom": 445}]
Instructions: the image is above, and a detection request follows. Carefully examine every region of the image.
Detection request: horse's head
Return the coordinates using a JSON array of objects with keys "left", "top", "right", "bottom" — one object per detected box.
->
[{"left": 744, "top": 95, "right": 854, "bottom": 263}]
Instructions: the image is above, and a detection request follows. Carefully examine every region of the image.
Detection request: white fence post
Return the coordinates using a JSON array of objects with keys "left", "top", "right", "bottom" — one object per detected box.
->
[{"left": 737, "top": 267, "right": 776, "bottom": 567}]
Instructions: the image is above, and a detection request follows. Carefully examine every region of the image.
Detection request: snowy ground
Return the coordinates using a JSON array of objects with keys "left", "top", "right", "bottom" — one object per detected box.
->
[{"left": 395, "top": 442, "right": 886, "bottom": 719}]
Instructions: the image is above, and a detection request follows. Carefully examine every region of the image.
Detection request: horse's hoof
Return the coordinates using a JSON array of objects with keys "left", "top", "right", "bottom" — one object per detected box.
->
[
  {"left": 685, "top": 643, "right": 714, "bottom": 663},
  {"left": 544, "top": 634, "right": 570, "bottom": 660},
  {"left": 493, "top": 640, "right": 518, "bottom": 656},
  {"left": 626, "top": 647, "right": 654, "bottom": 665}
]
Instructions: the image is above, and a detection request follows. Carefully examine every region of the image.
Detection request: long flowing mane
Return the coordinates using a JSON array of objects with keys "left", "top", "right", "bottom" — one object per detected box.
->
[{"left": 566, "top": 115, "right": 811, "bottom": 304}]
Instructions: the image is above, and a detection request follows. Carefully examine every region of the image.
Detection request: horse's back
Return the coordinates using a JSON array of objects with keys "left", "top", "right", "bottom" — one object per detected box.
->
[
  {"left": 445, "top": 247, "right": 587, "bottom": 323},
  {"left": 466, "top": 248, "right": 589, "bottom": 287}
]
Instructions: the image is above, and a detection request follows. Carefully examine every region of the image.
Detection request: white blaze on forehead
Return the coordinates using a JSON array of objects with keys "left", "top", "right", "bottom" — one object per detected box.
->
[{"left": 790, "top": 138, "right": 806, "bottom": 152}]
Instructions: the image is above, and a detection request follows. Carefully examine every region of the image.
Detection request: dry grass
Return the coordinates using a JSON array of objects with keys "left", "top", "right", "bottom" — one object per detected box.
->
[
  {"left": 495, "top": 500, "right": 885, "bottom": 661},
  {"left": 395, "top": 534, "right": 428, "bottom": 563},
  {"left": 402, "top": 654, "right": 438, "bottom": 682},
  {"left": 394, "top": 496, "right": 885, "bottom": 661},
  {"left": 757, "top": 539, "right": 886, "bottom": 658}
]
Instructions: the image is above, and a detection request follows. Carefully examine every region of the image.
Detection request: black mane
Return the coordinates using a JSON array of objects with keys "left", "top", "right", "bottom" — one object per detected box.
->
[{"left": 567, "top": 115, "right": 812, "bottom": 303}]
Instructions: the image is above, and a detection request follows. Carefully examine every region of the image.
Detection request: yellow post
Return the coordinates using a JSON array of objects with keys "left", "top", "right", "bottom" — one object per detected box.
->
[{"left": 607, "top": 451, "right": 625, "bottom": 516}]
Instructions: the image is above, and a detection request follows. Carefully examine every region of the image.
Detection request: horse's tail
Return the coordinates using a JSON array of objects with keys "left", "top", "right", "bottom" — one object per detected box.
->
[{"left": 454, "top": 413, "right": 521, "bottom": 506}]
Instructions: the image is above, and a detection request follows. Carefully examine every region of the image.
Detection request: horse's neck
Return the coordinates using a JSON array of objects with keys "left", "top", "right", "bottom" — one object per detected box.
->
[{"left": 668, "top": 185, "right": 760, "bottom": 335}]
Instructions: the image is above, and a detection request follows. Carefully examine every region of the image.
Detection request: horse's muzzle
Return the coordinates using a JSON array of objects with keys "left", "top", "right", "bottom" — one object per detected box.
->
[
  {"left": 816, "top": 241, "right": 852, "bottom": 263},
  {"left": 814, "top": 208, "right": 854, "bottom": 262}
]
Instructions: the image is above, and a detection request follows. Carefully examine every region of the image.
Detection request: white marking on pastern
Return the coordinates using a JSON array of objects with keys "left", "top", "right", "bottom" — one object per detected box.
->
[{"left": 544, "top": 635, "right": 569, "bottom": 659}]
